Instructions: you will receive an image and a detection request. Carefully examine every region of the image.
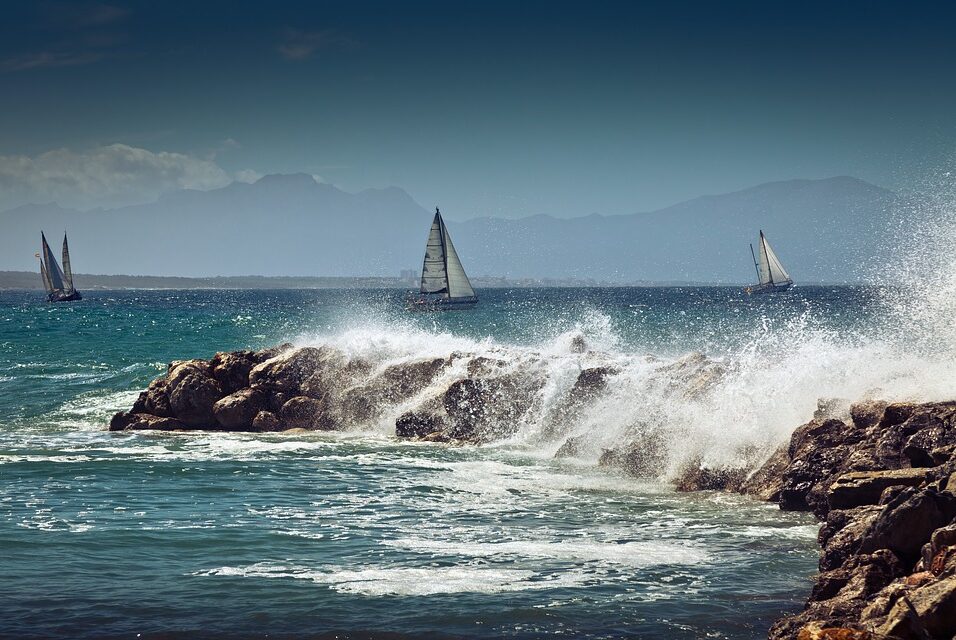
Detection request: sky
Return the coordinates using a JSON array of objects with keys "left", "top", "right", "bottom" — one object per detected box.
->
[{"left": 2, "top": 0, "right": 956, "bottom": 218}]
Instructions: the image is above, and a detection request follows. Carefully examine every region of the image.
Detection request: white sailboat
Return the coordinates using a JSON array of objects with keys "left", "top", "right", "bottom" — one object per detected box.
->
[
  {"left": 38, "top": 231, "right": 82, "bottom": 302},
  {"left": 407, "top": 208, "right": 478, "bottom": 311},
  {"left": 745, "top": 230, "right": 793, "bottom": 294}
]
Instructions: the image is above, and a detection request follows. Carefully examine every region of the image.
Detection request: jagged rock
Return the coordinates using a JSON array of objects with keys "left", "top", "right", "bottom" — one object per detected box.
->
[
  {"left": 849, "top": 400, "right": 888, "bottom": 430},
  {"left": 819, "top": 506, "right": 883, "bottom": 571},
  {"left": 740, "top": 444, "right": 789, "bottom": 501},
  {"left": 597, "top": 430, "right": 667, "bottom": 477},
  {"left": 131, "top": 378, "right": 172, "bottom": 417},
  {"left": 279, "top": 396, "right": 334, "bottom": 430},
  {"left": 828, "top": 469, "right": 932, "bottom": 511},
  {"left": 340, "top": 357, "right": 449, "bottom": 423},
  {"left": 795, "top": 624, "right": 874, "bottom": 639},
  {"left": 249, "top": 347, "right": 329, "bottom": 394},
  {"left": 859, "top": 488, "right": 956, "bottom": 562},
  {"left": 872, "top": 577, "right": 956, "bottom": 639},
  {"left": 675, "top": 462, "right": 747, "bottom": 492},
  {"left": 554, "top": 435, "right": 585, "bottom": 459},
  {"left": 395, "top": 411, "right": 447, "bottom": 438},
  {"left": 210, "top": 350, "right": 259, "bottom": 395},
  {"left": 109, "top": 412, "right": 185, "bottom": 432},
  {"left": 213, "top": 388, "right": 267, "bottom": 430},
  {"left": 168, "top": 372, "right": 222, "bottom": 427}
]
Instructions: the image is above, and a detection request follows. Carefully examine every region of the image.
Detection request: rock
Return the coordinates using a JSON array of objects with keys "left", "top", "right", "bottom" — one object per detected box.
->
[
  {"left": 249, "top": 347, "right": 328, "bottom": 394},
  {"left": 860, "top": 488, "right": 956, "bottom": 562},
  {"left": 279, "top": 396, "right": 334, "bottom": 430},
  {"left": 873, "top": 577, "right": 956, "bottom": 639},
  {"left": 849, "top": 400, "right": 888, "bottom": 430},
  {"left": 597, "top": 431, "right": 667, "bottom": 477},
  {"left": 828, "top": 469, "right": 932, "bottom": 510},
  {"left": 395, "top": 411, "right": 447, "bottom": 439},
  {"left": 131, "top": 378, "right": 172, "bottom": 417},
  {"left": 675, "top": 462, "right": 747, "bottom": 492},
  {"left": 210, "top": 350, "right": 259, "bottom": 394},
  {"left": 797, "top": 625, "right": 874, "bottom": 640},
  {"left": 878, "top": 403, "right": 919, "bottom": 429},
  {"left": 740, "top": 444, "right": 789, "bottom": 501},
  {"left": 168, "top": 372, "right": 223, "bottom": 427},
  {"left": 819, "top": 506, "right": 883, "bottom": 571},
  {"left": 340, "top": 357, "right": 449, "bottom": 423},
  {"left": 109, "top": 412, "right": 185, "bottom": 431},
  {"left": 252, "top": 410, "right": 281, "bottom": 432},
  {"left": 554, "top": 435, "right": 584, "bottom": 459},
  {"left": 166, "top": 359, "right": 212, "bottom": 392},
  {"left": 212, "top": 388, "right": 267, "bottom": 430}
]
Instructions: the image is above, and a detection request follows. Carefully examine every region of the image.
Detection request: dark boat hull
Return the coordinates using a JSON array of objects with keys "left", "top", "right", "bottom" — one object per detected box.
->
[
  {"left": 406, "top": 294, "right": 478, "bottom": 312},
  {"left": 48, "top": 290, "right": 82, "bottom": 302},
  {"left": 744, "top": 281, "right": 792, "bottom": 295}
]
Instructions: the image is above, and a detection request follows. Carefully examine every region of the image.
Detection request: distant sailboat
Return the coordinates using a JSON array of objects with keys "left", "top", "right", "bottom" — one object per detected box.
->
[
  {"left": 38, "top": 232, "right": 82, "bottom": 302},
  {"left": 745, "top": 230, "right": 793, "bottom": 294},
  {"left": 407, "top": 208, "right": 478, "bottom": 311}
]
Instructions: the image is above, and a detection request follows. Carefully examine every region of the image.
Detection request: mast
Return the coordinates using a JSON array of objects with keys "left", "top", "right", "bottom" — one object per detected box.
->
[
  {"left": 437, "top": 208, "right": 449, "bottom": 297},
  {"left": 749, "top": 243, "right": 760, "bottom": 282}
]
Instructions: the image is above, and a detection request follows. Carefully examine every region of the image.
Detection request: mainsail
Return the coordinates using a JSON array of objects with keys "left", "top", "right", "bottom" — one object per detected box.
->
[
  {"left": 419, "top": 208, "right": 476, "bottom": 299},
  {"left": 61, "top": 233, "right": 74, "bottom": 292},
  {"left": 756, "top": 230, "right": 792, "bottom": 285},
  {"left": 41, "top": 232, "right": 67, "bottom": 292}
]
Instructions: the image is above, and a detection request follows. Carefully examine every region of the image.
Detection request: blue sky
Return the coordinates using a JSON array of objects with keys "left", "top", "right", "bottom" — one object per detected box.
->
[{"left": 2, "top": 0, "right": 956, "bottom": 218}]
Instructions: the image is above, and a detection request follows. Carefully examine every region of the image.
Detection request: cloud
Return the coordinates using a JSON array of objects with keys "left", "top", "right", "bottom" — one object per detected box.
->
[
  {"left": 277, "top": 28, "right": 359, "bottom": 60},
  {"left": 0, "top": 50, "right": 103, "bottom": 73},
  {"left": 43, "top": 2, "right": 130, "bottom": 29},
  {"left": 0, "top": 144, "right": 244, "bottom": 211},
  {"left": 234, "top": 169, "right": 262, "bottom": 183}
]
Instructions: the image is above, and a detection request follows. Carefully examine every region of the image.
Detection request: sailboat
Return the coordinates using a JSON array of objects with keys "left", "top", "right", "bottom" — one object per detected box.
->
[
  {"left": 745, "top": 230, "right": 793, "bottom": 294},
  {"left": 406, "top": 207, "right": 478, "bottom": 311},
  {"left": 38, "top": 232, "right": 82, "bottom": 302}
]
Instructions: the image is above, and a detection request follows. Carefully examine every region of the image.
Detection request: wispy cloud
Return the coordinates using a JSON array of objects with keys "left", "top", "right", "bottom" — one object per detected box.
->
[
  {"left": 43, "top": 2, "right": 130, "bottom": 29},
  {"left": 277, "top": 28, "right": 359, "bottom": 60},
  {"left": 0, "top": 144, "right": 257, "bottom": 211},
  {"left": 0, "top": 50, "right": 103, "bottom": 73},
  {"left": 1, "top": 2, "right": 130, "bottom": 73}
]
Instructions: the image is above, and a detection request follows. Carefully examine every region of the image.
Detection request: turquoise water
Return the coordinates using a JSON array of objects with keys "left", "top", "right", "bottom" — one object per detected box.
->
[{"left": 0, "top": 287, "right": 905, "bottom": 638}]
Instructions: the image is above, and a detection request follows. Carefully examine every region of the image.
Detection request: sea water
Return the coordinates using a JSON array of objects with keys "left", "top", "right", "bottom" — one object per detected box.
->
[{"left": 4, "top": 284, "right": 955, "bottom": 639}]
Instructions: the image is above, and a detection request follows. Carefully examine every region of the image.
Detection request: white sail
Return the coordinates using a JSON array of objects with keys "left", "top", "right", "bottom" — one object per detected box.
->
[
  {"left": 440, "top": 218, "right": 476, "bottom": 298},
  {"left": 41, "top": 232, "right": 66, "bottom": 292},
  {"left": 61, "top": 233, "right": 75, "bottom": 292},
  {"left": 757, "top": 231, "right": 792, "bottom": 285},
  {"left": 420, "top": 212, "right": 448, "bottom": 294}
]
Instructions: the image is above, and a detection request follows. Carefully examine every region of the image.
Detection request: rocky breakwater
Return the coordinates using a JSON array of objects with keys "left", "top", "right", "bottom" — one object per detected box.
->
[
  {"left": 743, "top": 401, "right": 956, "bottom": 640},
  {"left": 109, "top": 342, "right": 622, "bottom": 441}
]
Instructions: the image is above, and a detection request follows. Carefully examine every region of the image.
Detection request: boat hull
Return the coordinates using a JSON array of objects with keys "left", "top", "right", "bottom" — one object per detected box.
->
[
  {"left": 48, "top": 290, "right": 82, "bottom": 302},
  {"left": 744, "top": 282, "right": 793, "bottom": 295},
  {"left": 406, "top": 294, "right": 478, "bottom": 312}
]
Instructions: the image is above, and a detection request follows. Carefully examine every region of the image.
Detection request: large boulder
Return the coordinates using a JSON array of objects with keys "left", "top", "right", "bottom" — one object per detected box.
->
[
  {"left": 252, "top": 410, "right": 282, "bottom": 432},
  {"left": 828, "top": 469, "right": 932, "bottom": 511},
  {"left": 859, "top": 488, "right": 956, "bottom": 563},
  {"left": 249, "top": 347, "right": 329, "bottom": 394},
  {"left": 131, "top": 377, "right": 172, "bottom": 417},
  {"left": 395, "top": 410, "right": 447, "bottom": 438},
  {"left": 210, "top": 350, "right": 259, "bottom": 394},
  {"left": 872, "top": 577, "right": 956, "bottom": 639},
  {"left": 168, "top": 373, "right": 223, "bottom": 427},
  {"left": 213, "top": 388, "right": 267, "bottom": 430},
  {"left": 279, "top": 396, "right": 334, "bottom": 430}
]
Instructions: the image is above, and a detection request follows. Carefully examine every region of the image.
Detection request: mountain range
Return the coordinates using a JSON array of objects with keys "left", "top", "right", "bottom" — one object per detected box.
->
[{"left": 0, "top": 174, "right": 902, "bottom": 284}]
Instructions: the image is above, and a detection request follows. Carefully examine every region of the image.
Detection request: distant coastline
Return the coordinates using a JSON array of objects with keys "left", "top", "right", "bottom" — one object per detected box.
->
[{"left": 0, "top": 270, "right": 864, "bottom": 290}]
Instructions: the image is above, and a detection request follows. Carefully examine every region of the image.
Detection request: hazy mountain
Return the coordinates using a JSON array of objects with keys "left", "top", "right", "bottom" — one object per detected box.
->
[{"left": 0, "top": 174, "right": 901, "bottom": 283}]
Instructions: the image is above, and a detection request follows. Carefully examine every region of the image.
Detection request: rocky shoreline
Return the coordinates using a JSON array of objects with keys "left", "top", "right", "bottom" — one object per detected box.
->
[{"left": 111, "top": 345, "right": 956, "bottom": 639}]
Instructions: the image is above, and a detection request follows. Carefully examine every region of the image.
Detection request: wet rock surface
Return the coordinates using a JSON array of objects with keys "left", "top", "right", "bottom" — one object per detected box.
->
[{"left": 746, "top": 401, "right": 956, "bottom": 640}]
